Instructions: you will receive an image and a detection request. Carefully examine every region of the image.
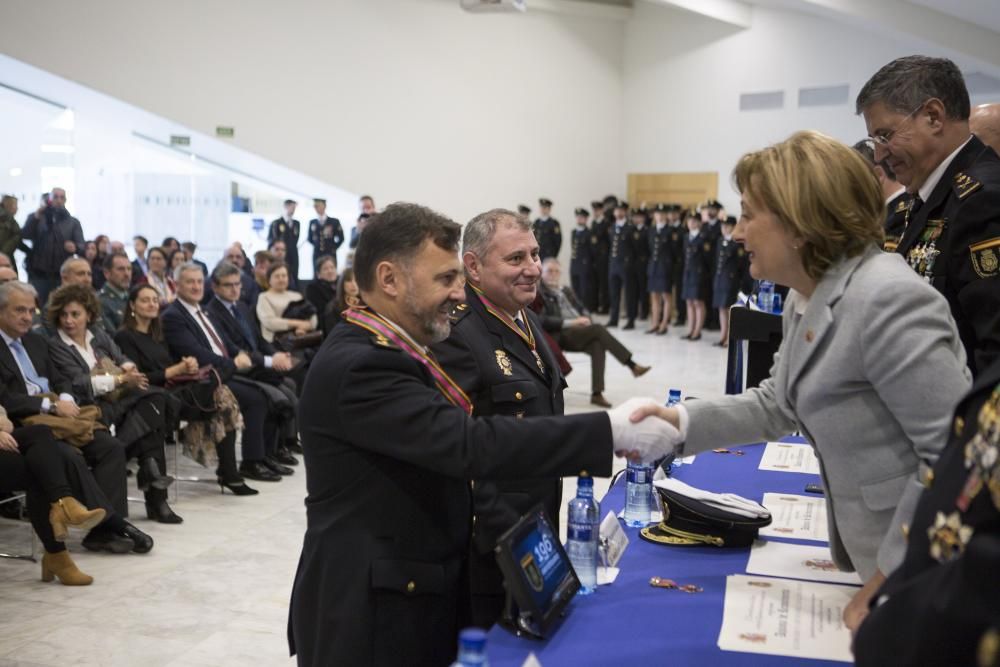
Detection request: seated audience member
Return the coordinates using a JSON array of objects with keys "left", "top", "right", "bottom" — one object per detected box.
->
[
  {"left": 139, "top": 246, "right": 176, "bottom": 306},
  {"left": 0, "top": 253, "right": 14, "bottom": 271},
  {"left": 970, "top": 102, "right": 1000, "bottom": 152},
  {"left": 223, "top": 243, "right": 258, "bottom": 308},
  {"left": 131, "top": 235, "right": 149, "bottom": 285},
  {"left": 680, "top": 209, "right": 711, "bottom": 341},
  {"left": 168, "top": 249, "right": 186, "bottom": 276},
  {"left": 161, "top": 263, "right": 289, "bottom": 482},
  {"left": 181, "top": 241, "right": 208, "bottom": 276},
  {"left": 109, "top": 240, "right": 125, "bottom": 255},
  {"left": 206, "top": 262, "right": 302, "bottom": 457},
  {"left": 631, "top": 130, "right": 973, "bottom": 633},
  {"left": 267, "top": 240, "right": 298, "bottom": 291},
  {"left": 538, "top": 258, "right": 650, "bottom": 407},
  {"left": 0, "top": 267, "right": 18, "bottom": 284},
  {"left": 305, "top": 255, "right": 338, "bottom": 318},
  {"left": 114, "top": 284, "right": 256, "bottom": 495},
  {"left": 322, "top": 267, "right": 358, "bottom": 336},
  {"left": 84, "top": 241, "right": 104, "bottom": 290},
  {"left": 256, "top": 262, "right": 318, "bottom": 345},
  {"left": 98, "top": 252, "right": 132, "bottom": 333},
  {"left": 853, "top": 357, "right": 1000, "bottom": 666},
  {"left": 0, "top": 413, "right": 109, "bottom": 584},
  {"left": 45, "top": 284, "right": 181, "bottom": 524},
  {"left": 711, "top": 216, "right": 751, "bottom": 347},
  {"left": 0, "top": 281, "right": 151, "bottom": 553},
  {"left": 59, "top": 257, "right": 93, "bottom": 289},
  {"left": 253, "top": 250, "right": 273, "bottom": 293},
  {"left": 161, "top": 237, "right": 180, "bottom": 255}
]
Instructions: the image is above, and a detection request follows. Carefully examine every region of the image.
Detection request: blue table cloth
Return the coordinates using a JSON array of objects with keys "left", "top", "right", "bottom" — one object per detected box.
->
[{"left": 487, "top": 438, "right": 851, "bottom": 666}]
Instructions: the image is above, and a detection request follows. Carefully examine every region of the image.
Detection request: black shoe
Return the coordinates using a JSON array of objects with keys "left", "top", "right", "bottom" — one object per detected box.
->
[
  {"left": 286, "top": 441, "right": 304, "bottom": 455},
  {"left": 82, "top": 527, "right": 135, "bottom": 554},
  {"left": 272, "top": 447, "right": 299, "bottom": 466},
  {"left": 264, "top": 456, "right": 295, "bottom": 476},
  {"left": 118, "top": 522, "right": 154, "bottom": 554},
  {"left": 606, "top": 321, "right": 618, "bottom": 328},
  {"left": 218, "top": 478, "right": 259, "bottom": 496},
  {"left": 137, "top": 458, "right": 174, "bottom": 492},
  {"left": 623, "top": 321, "right": 635, "bottom": 330},
  {"left": 239, "top": 460, "right": 282, "bottom": 482},
  {"left": 146, "top": 500, "right": 183, "bottom": 524}
]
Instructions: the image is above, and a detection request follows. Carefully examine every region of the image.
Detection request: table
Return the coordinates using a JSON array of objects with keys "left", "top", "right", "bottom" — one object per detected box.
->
[{"left": 487, "top": 438, "right": 848, "bottom": 666}]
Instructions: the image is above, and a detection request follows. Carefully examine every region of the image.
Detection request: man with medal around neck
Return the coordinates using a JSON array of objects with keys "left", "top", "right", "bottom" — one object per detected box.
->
[
  {"left": 432, "top": 208, "right": 568, "bottom": 629},
  {"left": 288, "top": 202, "right": 678, "bottom": 667}
]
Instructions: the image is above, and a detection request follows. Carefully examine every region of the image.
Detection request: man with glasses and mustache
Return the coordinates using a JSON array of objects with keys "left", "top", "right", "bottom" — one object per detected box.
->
[
  {"left": 431, "top": 208, "right": 570, "bottom": 628},
  {"left": 858, "top": 56, "right": 1000, "bottom": 377},
  {"left": 288, "top": 203, "right": 678, "bottom": 666}
]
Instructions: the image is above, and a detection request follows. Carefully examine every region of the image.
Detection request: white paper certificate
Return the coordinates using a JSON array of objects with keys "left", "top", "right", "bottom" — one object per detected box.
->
[
  {"left": 718, "top": 575, "right": 855, "bottom": 662},
  {"left": 759, "top": 493, "right": 829, "bottom": 542},
  {"left": 745, "top": 541, "right": 862, "bottom": 585},
  {"left": 758, "top": 442, "right": 821, "bottom": 475}
]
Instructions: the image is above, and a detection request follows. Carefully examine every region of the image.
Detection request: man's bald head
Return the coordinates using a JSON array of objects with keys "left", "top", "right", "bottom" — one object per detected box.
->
[
  {"left": 971, "top": 103, "right": 1000, "bottom": 153},
  {"left": 0, "top": 268, "right": 17, "bottom": 284}
]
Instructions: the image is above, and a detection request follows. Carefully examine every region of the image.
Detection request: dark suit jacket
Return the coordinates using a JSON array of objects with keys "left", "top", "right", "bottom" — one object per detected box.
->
[
  {"left": 288, "top": 318, "right": 610, "bottom": 667},
  {"left": 854, "top": 357, "right": 1000, "bottom": 666},
  {"left": 0, "top": 331, "right": 72, "bottom": 421},
  {"left": 46, "top": 327, "right": 131, "bottom": 403},
  {"left": 204, "top": 296, "right": 274, "bottom": 367},
  {"left": 432, "top": 284, "right": 567, "bottom": 563},
  {"left": 160, "top": 300, "right": 238, "bottom": 379},
  {"left": 895, "top": 135, "right": 1000, "bottom": 376},
  {"left": 113, "top": 328, "right": 174, "bottom": 386}
]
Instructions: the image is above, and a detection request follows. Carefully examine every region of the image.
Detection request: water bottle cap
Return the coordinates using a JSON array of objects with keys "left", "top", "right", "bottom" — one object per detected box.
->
[
  {"left": 458, "top": 627, "right": 487, "bottom": 650},
  {"left": 578, "top": 475, "right": 594, "bottom": 488}
]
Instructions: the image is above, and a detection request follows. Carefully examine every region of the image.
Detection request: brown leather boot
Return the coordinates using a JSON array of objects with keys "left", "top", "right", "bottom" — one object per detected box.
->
[
  {"left": 41, "top": 550, "right": 93, "bottom": 586},
  {"left": 49, "top": 497, "right": 106, "bottom": 542}
]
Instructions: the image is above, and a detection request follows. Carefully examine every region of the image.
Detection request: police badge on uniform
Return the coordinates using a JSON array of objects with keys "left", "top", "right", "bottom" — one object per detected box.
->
[
  {"left": 970, "top": 237, "right": 1000, "bottom": 278},
  {"left": 927, "top": 511, "right": 974, "bottom": 563},
  {"left": 495, "top": 350, "right": 513, "bottom": 376}
]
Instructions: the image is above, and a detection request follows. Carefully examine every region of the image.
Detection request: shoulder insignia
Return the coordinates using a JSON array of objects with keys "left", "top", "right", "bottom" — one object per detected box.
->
[
  {"left": 553, "top": 223, "right": 561, "bottom": 234},
  {"left": 703, "top": 242, "right": 712, "bottom": 252},
  {"left": 448, "top": 302, "right": 472, "bottom": 323},
  {"left": 737, "top": 248, "right": 745, "bottom": 257},
  {"left": 954, "top": 172, "right": 983, "bottom": 200},
  {"left": 590, "top": 236, "right": 598, "bottom": 244},
  {"left": 895, "top": 199, "right": 909, "bottom": 213},
  {"left": 634, "top": 232, "right": 640, "bottom": 240},
  {"left": 970, "top": 237, "right": 1000, "bottom": 278},
  {"left": 370, "top": 334, "right": 399, "bottom": 350},
  {"left": 883, "top": 238, "right": 900, "bottom": 253}
]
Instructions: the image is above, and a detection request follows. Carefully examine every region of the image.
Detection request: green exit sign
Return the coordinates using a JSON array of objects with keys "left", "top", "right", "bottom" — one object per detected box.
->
[{"left": 216, "top": 126, "right": 235, "bottom": 138}]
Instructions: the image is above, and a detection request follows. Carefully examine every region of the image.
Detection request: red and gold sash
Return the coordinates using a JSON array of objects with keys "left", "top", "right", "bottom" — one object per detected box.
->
[
  {"left": 468, "top": 283, "right": 546, "bottom": 374},
  {"left": 344, "top": 307, "right": 473, "bottom": 414}
]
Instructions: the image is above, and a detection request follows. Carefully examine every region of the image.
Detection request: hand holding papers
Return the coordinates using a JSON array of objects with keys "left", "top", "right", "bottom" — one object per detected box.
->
[{"left": 607, "top": 397, "right": 682, "bottom": 463}]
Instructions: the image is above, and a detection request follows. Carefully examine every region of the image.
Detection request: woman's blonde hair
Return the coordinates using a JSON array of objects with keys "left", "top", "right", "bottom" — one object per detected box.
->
[{"left": 732, "top": 130, "right": 885, "bottom": 280}]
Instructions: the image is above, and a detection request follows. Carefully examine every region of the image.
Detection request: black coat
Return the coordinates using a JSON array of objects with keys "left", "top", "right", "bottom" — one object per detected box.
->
[
  {"left": 712, "top": 238, "right": 749, "bottom": 309},
  {"left": 569, "top": 226, "right": 594, "bottom": 278},
  {"left": 854, "top": 358, "right": 1000, "bottom": 666},
  {"left": 114, "top": 328, "right": 175, "bottom": 386},
  {"left": 0, "top": 332, "right": 72, "bottom": 421},
  {"left": 895, "top": 135, "right": 1000, "bottom": 376},
  {"left": 533, "top": 217, "right": 562, "bottom": 260},
  {"left": 306, "top": 217, "right": 344, "bottom": 256},
  {"left": 287, "top": 317, "right": 611, "bottom": 667},
  {"left": 433, "top": 284, "right": 567, "bottom": 559},
  {"left": 681, "top": 233, "right": 713, "bottom": 301},
  {"left": 609, "top": 221, "right": 636, "bottom": 269},
  {"left": 883, "top": 189, "right": 910, "bottom": 250},
  {"left": 161, "top": 300, "right": 240, "bottom": 379}
]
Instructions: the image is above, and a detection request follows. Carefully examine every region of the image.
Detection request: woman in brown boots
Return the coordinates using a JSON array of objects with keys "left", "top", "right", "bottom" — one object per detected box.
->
[{"left": 0, "top": 410, "right": 118, "bottom": 585}]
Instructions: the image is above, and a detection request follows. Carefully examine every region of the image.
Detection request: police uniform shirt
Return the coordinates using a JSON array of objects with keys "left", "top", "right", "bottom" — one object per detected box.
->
[{"left": 895, "top": 134, "right": 1000, "bottom": 376}]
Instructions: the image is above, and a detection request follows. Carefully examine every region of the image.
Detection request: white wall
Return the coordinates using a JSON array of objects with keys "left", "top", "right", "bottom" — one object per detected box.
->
[
  {"left": 622, "top": 1, "right": 994, "bottom": 210},
  {"left": 0, "top": 0, "right": 626, "bottom": 244}
]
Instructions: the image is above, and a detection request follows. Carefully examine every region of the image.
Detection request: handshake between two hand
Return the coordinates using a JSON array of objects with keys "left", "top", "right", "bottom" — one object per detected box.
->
[{"left": 607, "top": 397, "right": 683, "bottom": 464}]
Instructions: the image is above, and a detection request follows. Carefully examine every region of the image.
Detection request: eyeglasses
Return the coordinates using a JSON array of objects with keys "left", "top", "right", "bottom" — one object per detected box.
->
[
  {"left": 869, "top": 100, "right": 927, "bottom": 146},
  {"left": 218, "top": 281, "right": 242, "bottom": 289}
]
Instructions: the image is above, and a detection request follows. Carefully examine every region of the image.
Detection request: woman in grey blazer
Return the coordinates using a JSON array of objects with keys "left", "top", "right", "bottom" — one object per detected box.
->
[{"left": 632, "top": 131, "right": 972, "bottom": 633}]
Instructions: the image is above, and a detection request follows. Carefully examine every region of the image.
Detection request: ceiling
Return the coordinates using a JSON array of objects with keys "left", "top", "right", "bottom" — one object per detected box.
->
[{"left": 904, "top": 0, "right": 1000, "bottom": 35}]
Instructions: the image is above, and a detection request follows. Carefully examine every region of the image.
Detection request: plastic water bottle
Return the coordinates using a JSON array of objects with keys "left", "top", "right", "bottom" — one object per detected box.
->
[
  {"left": 757, "top": 281, "right": 774, "bottom": 313},
  {"left": 623, "top": 461, "right": 654, "bottom": 527},
  {"left": 450, "top": 627, "right": 489, "bottom": 667},
  {"left": 771, "top": 292, "right": 783, "bottom": 314},
  {"left": 567, "top": 473, "right": 600, "bottom": 594},
  {"left": 658, "top": 388, "right": 683, "bottom": 475}
]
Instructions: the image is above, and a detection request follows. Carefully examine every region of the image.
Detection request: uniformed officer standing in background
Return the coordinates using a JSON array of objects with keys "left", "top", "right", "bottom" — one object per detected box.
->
[
  {"left": 607, "top": 201, "right": 638, "bottom": 330},
  {"left": 711, "top": 216, "right": 750, "bottom": 347},
  {"left": 268, "top": 199, "right": 302, "bottom": 282},
  {"left": 630, "top": 207, "right": 651, "bottom": 322},
  {"left": 858, "top": 55, "right": 1000, "bottom": 376},
  {"left": 589, "top": 199, "right": 610, "bottom": 314},
  {"left": 667, "top": 204, "right": 686, "bottom": 327},
  {"left": 533, "top": 198, "right": 561, "bottom": 261},
  {"left": 569, "top": 207, "right": 594, "bottom": 306},
  {"left": 700, "top": 200, "right": 723, "bottom": 331},
  {"left": 432, "top": 208, "right": 569, "bottom": 629},
  {"left": 307, "top": 198, "right": 345, "bottom": 259},
  {"left": 646, "top": 204, "right": 673, "bottom": 335}
]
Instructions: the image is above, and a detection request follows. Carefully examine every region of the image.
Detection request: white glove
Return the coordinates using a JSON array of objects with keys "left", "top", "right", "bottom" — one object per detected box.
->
[{"left": 607, "top": 397, "right": 683, "bottom": 464}]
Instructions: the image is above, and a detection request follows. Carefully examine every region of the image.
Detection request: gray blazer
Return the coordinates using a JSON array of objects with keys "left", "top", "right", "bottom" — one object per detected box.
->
[{"left": 683, "top": 246, "right": 972, "bottom": 580}]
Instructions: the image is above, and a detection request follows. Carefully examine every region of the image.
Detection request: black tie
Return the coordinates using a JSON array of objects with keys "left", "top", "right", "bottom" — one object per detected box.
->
[
  {"left": 515, "top": 318, "right": 529, "bottom": 336},
  {"left": 908, "top": 195, "right": 924, "bottom": 221}
]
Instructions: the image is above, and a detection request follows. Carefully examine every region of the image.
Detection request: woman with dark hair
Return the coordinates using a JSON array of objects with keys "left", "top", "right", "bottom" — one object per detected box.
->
[
  {"left": 305, "top": 254, "right": 338, "bottom": 319},
  {"left": 168, "top": 248, "right": 186, "bottom": 274},
  {"left": 115, "top": 284, "right": 255, "bottom": 495},
  {"left": 84, "top": 240, "right": 105, "bottom": 290},
  {"left": 45, "top": 284, "right": 182, "bottom": 523},
  {"left": 322, "top": 266, "right": 357, "bottom": 336},
  {"left": 139, "top": 246, "right": 176, "bottom": 306}
]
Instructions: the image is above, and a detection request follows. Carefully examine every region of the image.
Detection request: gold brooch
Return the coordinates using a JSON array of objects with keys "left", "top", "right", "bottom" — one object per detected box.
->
[{"left": 495, "top": 350, "right": 513, "bottom": 377}]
